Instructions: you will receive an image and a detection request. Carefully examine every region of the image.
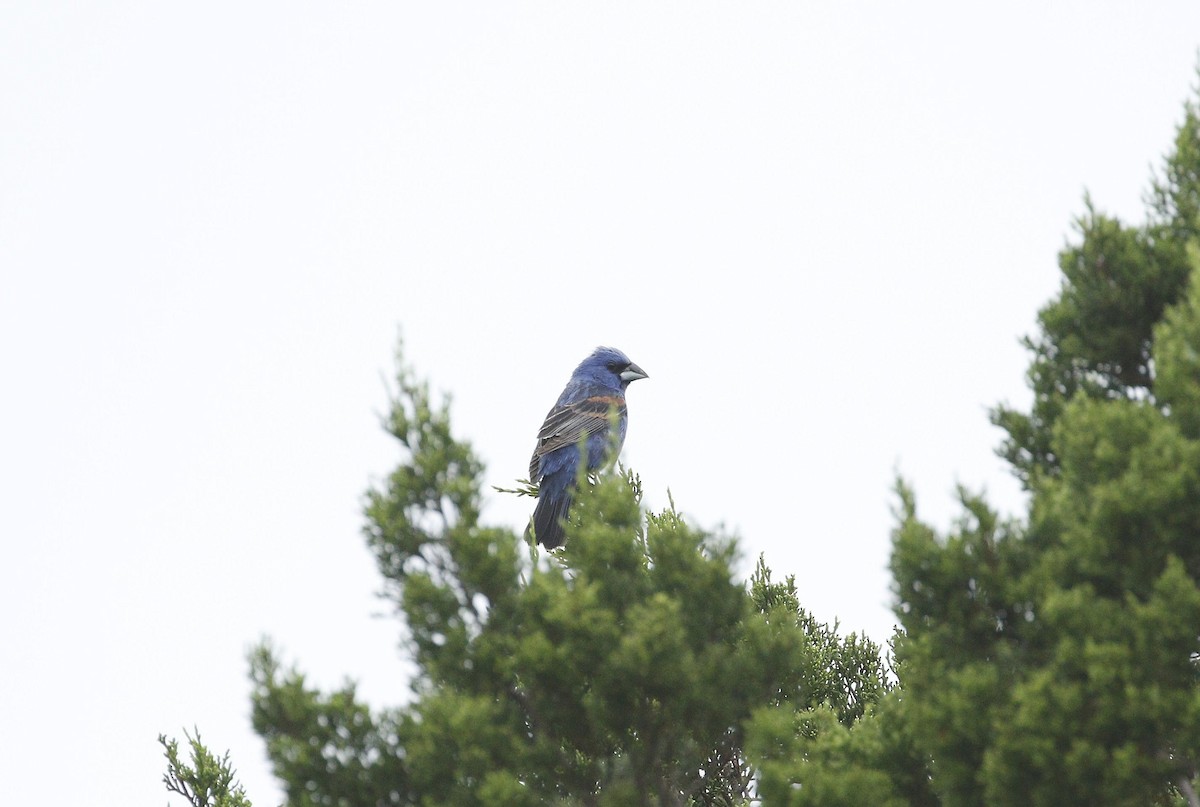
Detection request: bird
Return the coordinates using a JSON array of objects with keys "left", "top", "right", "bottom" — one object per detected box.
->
[{"left": 527, "top": 346, "right": 648, "bottom": 548}]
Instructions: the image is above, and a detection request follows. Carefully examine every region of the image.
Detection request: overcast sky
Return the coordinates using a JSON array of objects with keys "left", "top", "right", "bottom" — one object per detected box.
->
[{"left": 3, "top": 3, "right": 1200, "bottom": 805}]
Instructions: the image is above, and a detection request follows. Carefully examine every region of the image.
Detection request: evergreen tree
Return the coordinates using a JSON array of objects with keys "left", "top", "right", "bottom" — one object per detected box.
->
[
  {"left": 743, "top": 563, "right": 937, "bottom": 807},
  {"left": 248, "top": 343, "right": 890, "bottom": 806},
  {"left": 892, "top": 78, "right": 1200, "bottom": 806},
  {"left": 992, "top": 86, "right": 1200, "bottom": 488},
  {"left": 160, "top": 730, "right": 253, "bottom": 807},
  {"left": 177, "top": 63, "right": 1200, "bottom": 807}
]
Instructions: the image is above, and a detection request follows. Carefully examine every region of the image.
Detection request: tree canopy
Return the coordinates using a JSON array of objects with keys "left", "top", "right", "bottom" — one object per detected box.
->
[
  {"left": 246, "top": 344, "right": 893, "bottom": 806},
  {"left": 893, "top": 79, "right": 1200, "bottom": 805},
  {"left": 166, "top": 74, "right": 1200, "bottom": 807}
]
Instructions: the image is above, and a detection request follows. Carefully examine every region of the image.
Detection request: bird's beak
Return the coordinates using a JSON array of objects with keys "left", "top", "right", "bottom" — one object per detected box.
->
[{"left": 620, "top": 362, "right": 649, "bottom": 382}]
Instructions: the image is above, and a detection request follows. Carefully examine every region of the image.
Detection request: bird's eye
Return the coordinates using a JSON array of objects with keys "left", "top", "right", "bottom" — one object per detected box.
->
[{"left": 606, "top": 361, "right": 620, "bottom": 372}]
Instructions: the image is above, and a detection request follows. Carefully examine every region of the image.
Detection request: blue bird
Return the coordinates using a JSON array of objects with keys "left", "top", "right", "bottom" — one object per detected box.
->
[{"left": 527, "top": 346, "right": 649, "bottom": 548}]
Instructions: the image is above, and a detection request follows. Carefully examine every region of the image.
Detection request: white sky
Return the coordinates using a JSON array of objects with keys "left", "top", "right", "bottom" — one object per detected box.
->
[{"left": 3, "top": 3, "right": 1199, "bottom": 804}]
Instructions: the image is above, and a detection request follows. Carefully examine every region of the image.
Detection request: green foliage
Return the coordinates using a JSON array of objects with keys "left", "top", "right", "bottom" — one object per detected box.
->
[
  {"left": 742, "top": 553, "right": 940, "bottom": 807},
  {"left": 167, "top": 66, "right": 1200, "bottom": 807},
  {"left": 248, "top": 646, "right": 408, "bottom": 807},
  {"left": 249, "top": 339, "right": 892, "bottom": 805},
  {"left": 748, "top": 702, "right": 908, "bottom": 807},
  {"left": 891, "top": 483, "right": 1031, "bottom": 806},
  {"left": 992, "top": 81, "right": 1200, "bottom": 487},
  {"left": 982, "top": 557, "right": 1200, "bottom": 806},
  {"left": 748, "top": 558, "right": 891, "bottom": 726},
  {"left": 1156, "top": 247, "right": 1200, "bottom": 440},
  {"left": 160, "top": 730, "right": 252, "bottom": 807},
  {"left": 893, "top": 74, "right": 1200, "bottom": 806}
]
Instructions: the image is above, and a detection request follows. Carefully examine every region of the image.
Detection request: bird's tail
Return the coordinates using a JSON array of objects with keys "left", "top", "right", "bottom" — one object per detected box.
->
[{"left": 529, "top": 485, "right": 572, "bottom": 549}]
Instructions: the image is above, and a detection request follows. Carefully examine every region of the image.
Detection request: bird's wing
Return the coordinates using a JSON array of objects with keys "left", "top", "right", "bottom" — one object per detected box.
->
[{"left": 529, "top": 394, "right": 626, "bottom": 479}]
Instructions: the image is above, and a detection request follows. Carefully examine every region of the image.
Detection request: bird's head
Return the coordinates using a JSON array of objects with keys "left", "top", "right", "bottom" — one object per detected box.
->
[{"left": 574, "top": 346, "right": 649, "bottom": 391}]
